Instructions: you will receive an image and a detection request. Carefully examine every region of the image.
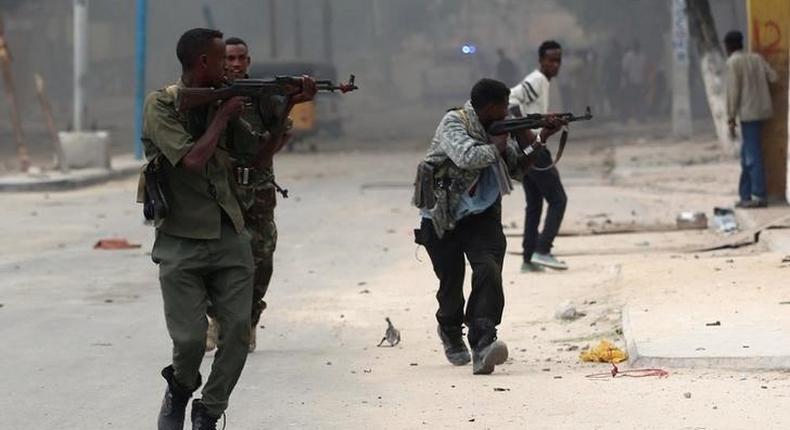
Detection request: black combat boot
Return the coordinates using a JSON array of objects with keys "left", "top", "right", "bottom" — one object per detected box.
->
[
  {"left": 469, "top": 319, "right": 509, "bottom": 375},
  {"left": 158, "top": 365, "right": 200, "bottom": 430},
  {"left": 191, "top": 399, "right": 221, "bottom": 430},
  {"left": 437, "top": 325, "right": 471, "bottom": 365}
]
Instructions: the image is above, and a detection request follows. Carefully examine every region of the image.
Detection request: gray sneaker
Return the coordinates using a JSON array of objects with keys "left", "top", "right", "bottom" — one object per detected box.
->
[
  {"left": 520, "top": 261, "right": 546, "bottom": 273},
  {"left": 531, "top": 253, "right": 568, "bottom": 270}
]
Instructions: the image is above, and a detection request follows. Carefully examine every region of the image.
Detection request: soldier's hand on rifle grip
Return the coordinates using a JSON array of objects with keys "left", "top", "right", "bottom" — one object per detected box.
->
[
  {"left": 218, "top": 96, "right": 246, "bottom": 121},
  {"left": 291, "top": 75, "right": 317, "bottom": 104},
  {"left": 539, "top": 115, "right": 567, "bottom": 141},
  {"left": 489, "top": 133, "right": 509, "bottom": 154}
]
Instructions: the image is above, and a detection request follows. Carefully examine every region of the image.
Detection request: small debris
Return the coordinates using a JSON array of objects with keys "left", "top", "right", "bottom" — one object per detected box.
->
[
  {"left": 683, "top": 392, "right": 692, "bottom": 399},
  {"left": 553, "top": 376, "right": 563, "bottom": 379},
  {"left": 104, "top": 299, "right": 114, "bottom": 303},
  {"left": 541, "top": 368, "right": 551, "bottom": 372},
  {"left": 468, "top": 418, "right": 475, "bottom": 422},
  {"left": 326, "top": 361, "right": 332, "bottom": 366},
  {"left": 93, "top": 238, "right": 141, "bottom": 250},
  {"left": 779, "top": 301, "right": 790, "bottom": 305},
  {"left": 493, "top": 387, "right": 510, "bottom": 392},
  {"left": 91, "top": 342, "right": 112, "bottom": 347},
  {"left": 555, "top": 301, "right": 581, "bottom": 320},
  {"left": 410, "top": 362, "right": 419, "bottom": 366},
  {"left": 676, "top": 211, "right": 708, "bottom": 230},
  {"left": 359, "top": 289, "right": 371, "bottom": 294},
  {"left": 357, "top": 281, "right": 367, "bottom": 286},
  {"left": 363, "top": 368, "right": 372, "bottom": 374},
  {"left": 761, "top": 385, "right": 768, "bottom": 389},
  {"left": 705, "top": 321, "right": 721, "bottom": 327},
  {"left": 742, "top": 345, "right": 750, "bottom": 349},
  {"left": 566, "top": 345, "right": 579, "bottom": 351},
  {"left": 0, "top": 303, "right": 4, "bottom": 308},
  {"left": 782, "top": 256, "right": 790, "bottom": 263}
]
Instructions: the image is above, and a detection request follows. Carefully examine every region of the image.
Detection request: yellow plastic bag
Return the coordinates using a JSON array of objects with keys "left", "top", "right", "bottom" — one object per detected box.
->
[{"left": 579, "top": 340, "right": 628, "bottom": 363}]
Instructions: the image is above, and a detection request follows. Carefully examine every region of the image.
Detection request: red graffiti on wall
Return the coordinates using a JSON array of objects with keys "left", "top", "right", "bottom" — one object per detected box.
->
[{"left": 752, "top": 19, "right": 783, "bottom": 57}]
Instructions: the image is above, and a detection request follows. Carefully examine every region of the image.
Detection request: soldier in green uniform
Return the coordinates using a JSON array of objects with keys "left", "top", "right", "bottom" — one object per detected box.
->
[
  {"left": 205, "top": 36, "right": 315, "bottom": 353},
  {"left": 142, "top": 28, "right": 252, "bottom": 430}
]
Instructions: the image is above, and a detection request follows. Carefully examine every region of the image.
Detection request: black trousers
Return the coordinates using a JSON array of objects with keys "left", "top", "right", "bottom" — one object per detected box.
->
[
  {"left": 420, "top": 202, "right": 506, "bottom": 345},
  {"left": 522, "top": 164, "right": 567, "bottom": 263}
]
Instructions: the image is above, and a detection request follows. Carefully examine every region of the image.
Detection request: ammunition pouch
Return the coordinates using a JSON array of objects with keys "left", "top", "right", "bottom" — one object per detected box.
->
[
  {"left": 140, "top": 156, "right": 170, "bottom": 221},
  {"left": 412, "top": 161, "right": 437, "bottom": 210}
]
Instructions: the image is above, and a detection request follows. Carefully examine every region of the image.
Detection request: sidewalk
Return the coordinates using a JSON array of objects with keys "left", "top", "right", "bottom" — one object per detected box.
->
[{"left": 0, "top": 154, "right": 142, "bottom": 192}]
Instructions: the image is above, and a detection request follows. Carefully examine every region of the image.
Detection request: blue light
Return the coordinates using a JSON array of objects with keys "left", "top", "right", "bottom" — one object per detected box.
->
[{"left": 461, "top": 44, "right": 476, "bottom": 55}]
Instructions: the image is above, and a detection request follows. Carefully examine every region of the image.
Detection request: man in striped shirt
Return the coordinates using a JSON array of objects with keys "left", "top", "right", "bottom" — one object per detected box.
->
[{"left": 509, "top": 40, "right": 569, "bottom": 273}]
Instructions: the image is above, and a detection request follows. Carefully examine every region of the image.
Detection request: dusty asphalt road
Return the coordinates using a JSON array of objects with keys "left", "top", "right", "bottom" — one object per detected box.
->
[{"left": 1, "top": 138, "right": 789, "bottom": 429}]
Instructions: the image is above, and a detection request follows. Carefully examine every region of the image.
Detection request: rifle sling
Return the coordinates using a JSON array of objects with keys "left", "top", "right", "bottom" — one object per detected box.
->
[{"left": 531, "top": 128, "right": 567, "bottom": 172}]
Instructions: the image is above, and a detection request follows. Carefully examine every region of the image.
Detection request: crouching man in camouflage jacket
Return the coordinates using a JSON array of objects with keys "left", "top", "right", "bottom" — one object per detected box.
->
[{"left": 413, "top": 78, "right": 565, "bottom": 375}]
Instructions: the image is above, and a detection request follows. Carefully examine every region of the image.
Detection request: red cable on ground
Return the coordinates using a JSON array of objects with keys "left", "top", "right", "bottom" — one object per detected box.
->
[{"left": 585, "top": 363, "right": 669, "bottom": 379}]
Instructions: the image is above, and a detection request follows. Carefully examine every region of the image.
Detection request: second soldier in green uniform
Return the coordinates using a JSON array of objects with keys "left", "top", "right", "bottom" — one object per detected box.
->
[{"left": 205, "top": 36, "right": 315, "bottom": 353}]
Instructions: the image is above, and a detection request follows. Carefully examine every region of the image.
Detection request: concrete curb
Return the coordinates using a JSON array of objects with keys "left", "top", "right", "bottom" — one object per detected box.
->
[
  {"left": 622, "top": 305, "right": 790, "bottom": 370},
  {"left": 0, "top": 156, "right": 142, "bottom": 192}
]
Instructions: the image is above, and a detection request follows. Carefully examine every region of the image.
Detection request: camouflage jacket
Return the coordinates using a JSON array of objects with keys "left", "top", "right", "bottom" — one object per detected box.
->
[{"left": 420, "top": 101, "right": 530, "bottom": 237}]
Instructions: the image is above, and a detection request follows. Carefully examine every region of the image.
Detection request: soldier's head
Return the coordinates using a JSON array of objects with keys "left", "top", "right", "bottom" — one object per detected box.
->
[
  {"left": 538, "top": 40, "right": 562, "bottom": 80},
  {"left": 724, "top": 31, "right": 744, "bottom": 56},
  {"left": 225, "top": 37, "right": 251, "bottom": 81},
  {"left": 470, "top": 78, "right": 510, "bottom": 126},
  {"left": 176, "top": 28, "right": 226, "bottom": 86}
]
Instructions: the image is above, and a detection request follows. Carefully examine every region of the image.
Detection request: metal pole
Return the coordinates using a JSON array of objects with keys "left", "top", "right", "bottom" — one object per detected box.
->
[
  {"left": 322, "top": 0, "right": 333, "bottom": 62},
  {"left": 74, "top": 0, "right": 88, "bottom": 132},
  {"left": 671, "top": 0, "right": 692, "bottom": 138},
  {"left": 134, "top": 0, "right": 147, "bottom": 159},
  {"left": 294, "top": 0, "right": 302, "bottom": 58},
  {"left": 269, "top": 0, "right": 278, "bottom": 59}
]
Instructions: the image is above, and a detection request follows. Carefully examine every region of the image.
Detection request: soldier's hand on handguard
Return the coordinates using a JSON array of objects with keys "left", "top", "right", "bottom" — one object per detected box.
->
[
  {"left": 488, "top": 132, "right": 509, "bottom": 154},
  {"left": 539, "top": 114, "right": 568, "bottom": 142},
  {"left": 291, "top": 75, "right": 318, "bottom": 104},
  {"left": 218, "top": 96, "right": 247, "bottom": 121}
]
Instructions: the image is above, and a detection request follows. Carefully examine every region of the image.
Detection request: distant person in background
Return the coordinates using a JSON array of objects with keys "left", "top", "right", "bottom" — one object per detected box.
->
[
  {"left": 496, "top": 48, "right": 520, "bottom": 87},
  {"left": 621, "top": 40, "right": 646, "bottom": 122},
  {"left": 603, "top": 39, "right": 624, "bottom": 117},
  {"left": 724, "top": 30, "right": 777, "bottom": 208}
]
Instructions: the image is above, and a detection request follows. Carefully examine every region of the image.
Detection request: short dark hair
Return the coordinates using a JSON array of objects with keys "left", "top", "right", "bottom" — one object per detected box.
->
[
  {"left": 539, "top": 40, "right": 562, "bottom": 58},
  {"left": 176, "top": 28, "right": 224, "bottom": 71},
  {"left": 724, "top": 30, "right": 744, "bottom": 50},
  {"left": 225, "top": 37, "right": 248, "bottom": 49},
  {"left": 470, "top": 78, "right": 510, "bottom": 110}
]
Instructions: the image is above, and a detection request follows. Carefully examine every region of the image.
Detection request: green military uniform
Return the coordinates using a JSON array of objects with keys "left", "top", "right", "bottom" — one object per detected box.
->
[
  {"left": 226, "top": 101, "right": 279, "bottom": 328},
  {"left": 141, "top": 80, "right": 254, "bottom": 418}
]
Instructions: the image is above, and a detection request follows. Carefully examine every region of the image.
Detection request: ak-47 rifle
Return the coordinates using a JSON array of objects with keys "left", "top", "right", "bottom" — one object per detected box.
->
[
  {"left": 488, "top": 107, "right": 593, "bottom": 171},
  {"left": 488, "top": 106, "right": 593, "bottom": 135},
  {"left": 177, "top": 74, "right": 358, "bottom": 175},
  {"left": 176, "top": 74, "right": 358, "bottom": 113}
]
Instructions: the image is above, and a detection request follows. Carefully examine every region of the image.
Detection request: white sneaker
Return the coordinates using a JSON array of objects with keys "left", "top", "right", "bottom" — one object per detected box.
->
[{"left": 531, "top": 253, "right": 568, "bottom": 270}]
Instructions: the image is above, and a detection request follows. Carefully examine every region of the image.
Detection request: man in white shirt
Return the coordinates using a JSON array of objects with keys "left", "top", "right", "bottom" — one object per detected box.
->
[{"left": 509, "top": 40, "right": 568, "bottom": 272}]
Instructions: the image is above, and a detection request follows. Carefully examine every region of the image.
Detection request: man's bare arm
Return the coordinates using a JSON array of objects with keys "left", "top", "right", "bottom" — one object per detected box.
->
[{"left": 181, "top": 97, "right": 245, "bottom": 172}]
